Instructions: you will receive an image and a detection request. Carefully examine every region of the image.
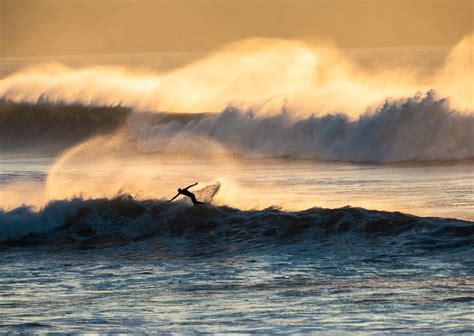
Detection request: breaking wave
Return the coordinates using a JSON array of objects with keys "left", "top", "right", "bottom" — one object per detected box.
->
[
  {"left": 1, "top": 91, "right": 472, "bottom": 162},
  {"left": 133, "top": 92, "right": 473, "bottom": 162},
  {"left": 1, "top": 195, "right": 472, "bottom": 253}
]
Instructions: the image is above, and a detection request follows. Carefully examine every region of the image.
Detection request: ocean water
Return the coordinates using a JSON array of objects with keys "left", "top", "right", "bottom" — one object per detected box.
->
[{"left": 0, "top": 42, "right": 473, "bottom": 333}]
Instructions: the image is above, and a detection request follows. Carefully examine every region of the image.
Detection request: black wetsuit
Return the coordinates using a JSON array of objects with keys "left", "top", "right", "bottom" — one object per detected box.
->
[
  {"left": 179, "top": 189, "right": 204, "bottom": 205},
  {"left": 169, "top": 183, "right": 205, "bottom": 205}
]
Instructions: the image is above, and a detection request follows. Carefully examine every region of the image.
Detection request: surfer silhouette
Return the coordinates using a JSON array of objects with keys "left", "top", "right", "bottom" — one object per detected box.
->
[{"left": 168, "top": 182, "right": 205, "bottom": 205}]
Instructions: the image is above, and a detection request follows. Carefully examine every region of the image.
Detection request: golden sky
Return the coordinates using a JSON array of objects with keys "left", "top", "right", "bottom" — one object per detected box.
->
[{"left": 1, "top": 0, "right": 473, "bottom": 57}]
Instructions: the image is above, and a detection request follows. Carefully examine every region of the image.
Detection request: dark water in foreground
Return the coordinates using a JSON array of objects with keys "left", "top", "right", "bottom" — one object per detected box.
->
[
  {"left": 1, "top": 248, "right": 472, "bottom": 333},
  {"left": 1, "top": 244, "right": 473, "bottom": 332},
  {"left": 0, "top": 199, "right": 473, "bottom": 333}
]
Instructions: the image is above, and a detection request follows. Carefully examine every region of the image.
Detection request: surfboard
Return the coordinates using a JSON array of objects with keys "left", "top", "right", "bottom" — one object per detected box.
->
[{"left": 194, "top": 182, "right": 221, "bottom": 203}]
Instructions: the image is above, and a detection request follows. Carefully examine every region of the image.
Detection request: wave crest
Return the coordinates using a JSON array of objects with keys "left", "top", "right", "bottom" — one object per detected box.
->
[
  {"left": 1, "top": 91, "right": 472, "bottom": 162},
  {"left": 1, "top": 195, "right": 472, "bottom": 252},
  {"left": 133, "top": 92, "right": 473, "bottom": 162}
]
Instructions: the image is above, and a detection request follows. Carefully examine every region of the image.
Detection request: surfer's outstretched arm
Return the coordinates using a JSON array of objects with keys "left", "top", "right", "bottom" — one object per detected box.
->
[
  {"left": 168, "top": 193, "right": 180, "bottom": 202},
  {"left": 183, "top": 182, "right": 198, "bottom": 190}
]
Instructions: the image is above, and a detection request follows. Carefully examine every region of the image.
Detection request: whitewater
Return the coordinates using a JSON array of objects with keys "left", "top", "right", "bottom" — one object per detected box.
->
[{"left": 0, "top": 37, "right": 473, "bottom": 333}]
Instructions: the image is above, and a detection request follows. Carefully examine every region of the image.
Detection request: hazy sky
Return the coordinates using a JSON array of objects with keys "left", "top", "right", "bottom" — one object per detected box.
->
[{"left": 1, "top": 0, "right": 473, "bottom": 57}]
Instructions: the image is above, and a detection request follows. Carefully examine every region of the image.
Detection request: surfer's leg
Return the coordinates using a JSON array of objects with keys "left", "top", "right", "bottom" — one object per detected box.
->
[{"left": 190, "top": 195, "right": 205, "bottom": 205}]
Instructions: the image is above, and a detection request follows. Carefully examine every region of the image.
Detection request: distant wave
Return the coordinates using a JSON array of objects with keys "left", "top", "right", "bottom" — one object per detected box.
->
[
  {"left": 1, "top": 195, "right": 472, "bottom": 253},
  {"left": 0, "top": 101, "right": 129, "bottom": 151},
  {"left": 1, "top": 91, "right": 472, "bottom": 162}
]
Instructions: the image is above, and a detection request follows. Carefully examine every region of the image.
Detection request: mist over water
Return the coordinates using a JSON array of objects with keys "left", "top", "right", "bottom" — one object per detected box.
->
[{"left": 1, "top": 36, "right": 472, "bottom": 113}]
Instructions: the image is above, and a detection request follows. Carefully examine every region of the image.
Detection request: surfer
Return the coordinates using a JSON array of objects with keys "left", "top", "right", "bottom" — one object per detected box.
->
[{"left": 168, "top": 182, "right": 205, "bottom": 205}]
